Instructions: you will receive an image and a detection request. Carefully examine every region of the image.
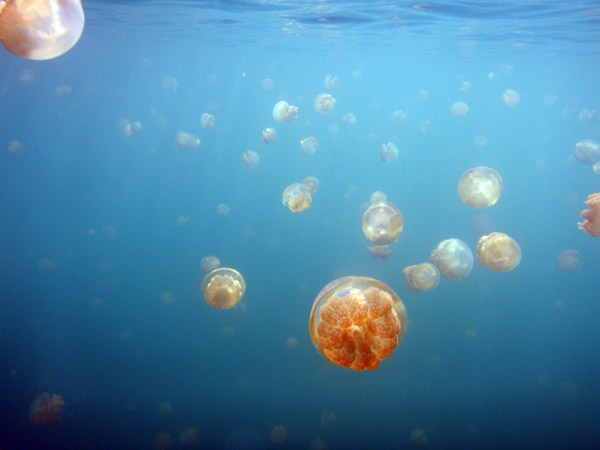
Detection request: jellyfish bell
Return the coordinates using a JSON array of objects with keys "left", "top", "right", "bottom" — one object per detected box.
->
[
  {"left": 367, "top": 244, "right": 393, "bottom": 259},
  {"left": 262, "top": 127, "right": 277, "bottom": 144},
  {"left": 403, "top": 262, "right": 440, "bottom": 291},
  {"left": 477, "top": 232, "right": 521, "bottom": 272},
  {"left": 430, "top": 238, "right": 474, "bottom": 281},
  {"left": 314, "top": 93, "right": 335, "bottom": 114},
  {"left": 450, "top": 101, "right": 469, "bottom": 118},
  {"left": 273, "top": 100, "right": 298, "bottom": 123},
  {"left": 380, "top": 142, "right": 399, "bottom": 162},
  {"left": 362, "top": 201, "right": 403, "bottom": 245},
  {"left": 200, "top": 113, "right": 215, "bottom": 128},
  {"left": 282, "top": 183, "right": 312, "bottom": 213},
  {"left": 201, "top": 268, "right": 246, "bottom": 309},
  {"left": 302, "top": 175, "right": 319, "bottom": 194},
  {"left": 300, "top": 137, "right": 319, "bottom": 155},
  {"left": 458, "top": 167, "right": 503, "bottom": 208},
  {"left": 502, "top": 89, "right": 520, "bottom": 107},
  {"left": 369, "top": 191, "right": 387, "bottom": 204},
  {"left": 574, "top": 139, "right": 600, "bottom": 165},
  {"left": 341, "top": 113, "right": 356, "bottom": 125},
  {"left": 557, "top": 250, "right": 583, "bottom": 273},
  {"left": 200, "top": 255, "right": 220, "bottom": 274},
  {"left": 309, "top": 276, "right": 407, "bottom": 371},
  {"left": 0, "top": 0, "right": 84, "bottom": 60},
  {"left": 578, "top": 192, "right": 600, "bottom": 238}
]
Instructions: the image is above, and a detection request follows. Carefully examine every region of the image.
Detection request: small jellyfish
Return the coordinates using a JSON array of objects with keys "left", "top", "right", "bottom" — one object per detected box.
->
[
  {"left": 460, "top": 81, "right": 472, "bottom": 93},
  {"left": 217, "top": 204, "right": 230, "bottom": 216},
  {"left": 130, "top": 121, "right": 142, "bottom": 134},
  {"left": 370, "top": 191, "right": 387, "bottom": 204},
  {"left": 303, "top": 175, "right": 319, "bottom": 194},
  {"left": 417, "top": 89, "right": 429, "bottom": 101},
  {"left": 300, "top": 137, "right": 319, "bottom": 155},
  {"left": 176, "top": 216, "right": 189, "bottom": 226},
  {"left": 362, "top": 201, "right": 404, "bottom": 245},
  {"left": 55, "top": 84, "right": 71, "bottom": 98},
  {"left": 477, "top": 232, "right": 521, "bottom": 272},
  {"left": 282, "top": 183, "right": 312, "bottom": 213},
  {"left": 19, "top": 69, "right": 34, "bottom": 84},
  {"left": 242, "top": 150, "right": 260, "bottom": 168},
  {"left": 579, "top": 108, "right": 598, "bottom": 123},
  {"left": 391, "top": 109, "right": 407, "bottom": 123},
  {"left": 593, "top": 162, "right": 600, "bottom": 174},
  {"left": 450, "top": 101, "right": 469, "bottom": 118},
  {"left": 341, "top": 113, "right": 356, "bottom": 125},
  {"left": 458, "top": 167, "right": 503, "bottom": 208},
  {"left": 474, "top": 134, "right": 488, "bottom": 148},
  {"left": 8, "top": 139, "right": 24, "bottom": 154},
  {"left": 0, "top": 0, "right": 84, "bottom": 60},
  {"left": 502, "top": 89, "right": 520, "bottom": 107},
  {"left": 200, "top": 113, "right": 215, "bottom": 128},
  {"left": 29, "top": 393, "right": 64, "bottom": 427},
  {"left": 314, "top": 93, "right": 335, "bottom": 114},
  {"left": 309, "top": 276, "right": 407, "bottom": 371},
  {"left": 367, "top": 244, "right": 393, "bottom": 260},
  {"left": 270, "top": 425, "right": 288, "bottom": 445},
  {"left": 273, "top": 100, "right": 298, "bottom": 123},
  {"left": 261, "top": 78, "right": 274, "bottom": 90},
  {"left": 380, "top": 142, "right": 399, "bottom": 162},
  {"left": 162, "top": 76, "right": 178, "bottom": 93},
  {"left": 557, "top": 250, "right": 583, "bottom": 273},
  {"left": 430, "top": 238, "right": 474, "bottom": 281},
  {"left": 262, "top": 127, "right": 277, "bottom": 144},
  {"left": 574, "top": 139, "right": 600, "bottom": 165},
  {"left": 403, "top": 263, "right": 440, "bottom": 291},
  {"left": 419, "top": 120, "right": 432, "bottom": 133},
  {"left": 175, "top": 131, "right": 201, "bottom": 149},
  {"left": 179, "top": 428, "right": 199, "bottom": 447},
  {"left": 578, "top": 192, "right": 600, "bottom": 238},
  {"left": 324, "top": 75, "right": 340, "bottom": 89},
  {"left": 201, "top": 268, "right": 246, "bottom": 309}
]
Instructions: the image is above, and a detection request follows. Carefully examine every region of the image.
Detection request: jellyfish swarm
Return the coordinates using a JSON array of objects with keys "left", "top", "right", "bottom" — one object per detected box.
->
[
  {"left": 477, "top": 232, "right": 521, "bottom": 272},
  {"left": 309, "top": 277, "right": 407, "bottom": 371},
  {"left": 458, "top": 167, "right": 502, "bottom": 208},
  {"left": 29, "top": 393, "right": 64, "bottom": 427},
  {"left": 201, "top": 268, "right": 246, "bottom": 309},
  {"left": 403, "top": 263, "right": 440, "bottom": 291},
  {"left": 0, "top": 0, "right": 84, "bottom": 60},
  {"left": 362, "top": 201, "right": 403, "bottom": 245},
  {"left": 282, "top": 183, "right": 312, "bottom": 213},
  {"left": 430, "top": 238, "right": 473, "bottom": 281},
  {"left": 579, "top": 192, "right": 600, "bottom": 238}
]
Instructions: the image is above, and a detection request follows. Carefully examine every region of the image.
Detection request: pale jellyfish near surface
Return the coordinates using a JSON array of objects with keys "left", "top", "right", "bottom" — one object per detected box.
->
[
  {"left": 273, "top": 101, "right": 298, "bottom": 123},
  {"left": 262, "top": 127, "right": 277, "bottom": 144},
  {"left": 314, "top": 93, "right": 335, "bottom": 114},
  {"left": 450, "top": 101, "right": 469, "bottom": 118},
  {"left": 300, "top": 137, "right": 319, "bottom": 155},
  {"left": 242, "top": 150, "right": 259, "bottom": 168},
  {"left": 200, "top": 113, "right": 215, "bottom": 128},
  {"left": 380, "top": 142, "right": 399, "bottom": 162},
  {"left": 430, "top": 238, "right": 474, "bottom": 281},
  {"left": 574, "top": 139, "right": 600, "bottom": 165},
  {"left": 502, "top": 89, "right": 520, "bottom": 107}
]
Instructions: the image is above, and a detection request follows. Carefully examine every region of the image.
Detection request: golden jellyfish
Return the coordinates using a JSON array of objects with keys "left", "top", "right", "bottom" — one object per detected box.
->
[
  {"left": 303, "top": 175, "right": 319, "bottom": 194},
  {"left": 430, "top": 238, "right": 474, "bottom": 281},
  {"left": 300, "top": 137, "right": 319, "bottom": 155},
  {"left": 370, "top": 191, "right": 387, "bottom": 204},
  {"left": 380, "top": 142, "right": 399, "bottom": 162},
  {"left": 242, "top": 150, "right": 259, "bottom": 168},
  {"left": 574, "top": 139, "right": 600, "bottom": 165},
  {"left": 450, "top": 101, "right": 469, "bottom": 118},
  {"left": 282, "top": 183, "right": 312, "bottom": 213},
  {"left": 200, "top": 255, "right": 220, "bottom": 274},
  {"left": 201, "top": 268, "right": 246, "bottom": 309},
  {"left": 29, "top": 393, "right": 64, "bottom": 427},
  {"left": 262, "top": 127, "right": 277, "bottom": 144},
  {"left": 309, "top": 276, "right": 407, "bottom": 371},
  {"left": 175, "top": 131, "right": 200, "bottom": 150},
  {"left": 0, "top": 0, "right": 84, "bottom": 60},
  {"left": 366, "top": 244, "right": 393, "bottom": 260},
  {"left": 362, "top": 201, "right": 403, "bottom": 245},
  {"left": 502, "top": 89, "right": 520, "bottom": 107},
  {"left": 557, "top": 250, "right": 583, "bottom": 273},
  {"left": 285, "top": 336, "right": 298, "bottom": 350},
  {"left": 200, "top": 113, "right": 215, "bottom": 128},
  {"left": 314, "top": 93, "right": 335, "bottom": 114},
  {"left": 272, "top": 100, "right": 298, "bottom": 123},
  {"left": 477, "top": 232, "right": 521, "bottom": 272},
  {"left": 578, "top": 192, "right": 600, "bottom": 238},
  {"left": 458, "top": 167, "right": 503, "bottom": 208},
  {"left": 217, "top": 203, "right": 230, "bottom": 216},
  {"left": 341, "top": 113, "right": 356, "bottom": 125},
  {"left": 403, "top": 262, "right": 440, "bottom": 291}
]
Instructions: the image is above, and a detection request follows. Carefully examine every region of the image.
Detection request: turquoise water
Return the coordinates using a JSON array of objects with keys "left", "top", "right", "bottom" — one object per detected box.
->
[{"left": 1, "top": 1, "right": 600, "bottom": 448}]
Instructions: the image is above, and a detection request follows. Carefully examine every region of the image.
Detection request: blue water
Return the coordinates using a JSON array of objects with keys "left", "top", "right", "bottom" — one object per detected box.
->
[{"left": 1, "top": 1, "right": 600, "bottom": 448}]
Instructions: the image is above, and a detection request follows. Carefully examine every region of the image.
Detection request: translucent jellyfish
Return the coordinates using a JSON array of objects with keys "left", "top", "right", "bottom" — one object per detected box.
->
[
  {"left": 419, "top": 120, "right": 432, "bottom": 133},
  {"left": 488, "top": 72, "right": 495, "bottom": 80},
  {"left": 175, "top": 131, "right": 201, "bottom": 150},
  {"left": 176, "top": 216, "right": 188, "bottom": 226},
  {"left": 29, "top": 393, "right": 64, "bottom": 427},
  {"left": 8, "top": 139, "right": 24, "bottom": 154},
  {"left": 314, "top": 93, "right": 335, "bottom": 114},
  {"left": 200, "top": 113, "right": 215, "bottom": 128},
  {"left": 430, "top": 238, "right": 474, "bottom": 281},
  {"left": 417, "top": 89, "right": 429, "bottom": 101},
  {"left": 201, "top": 268, "right": 246, "bottom": 309},
  {"left": 300, "top": 137, "right": 319, "bottom": 155},
  {"left": 458, "top": 167, "right": 503, "bottom": 208},
  {"left": 153, "top": 434, "right": 173, "bottom": 450},
  {"left": 380, "top": 142, "right": 399, "bottom": 162},
  {"left": 0, "top": 0, "right": 84, "bottom": 60},
  {"left": 320, "top": 411, "right": 337, "bottom": 428},
  {"left": 285, "top": 336, "right": 298, "bottom": 349},
  {"left": 477, "top": 232, "right": 521, "bottom": 272},
  {"left": 341, "top": 113, "right": 356, "bottom": 125},
  {"left": 162, "top": 76, "right": 178, "bottom": 93},
  {"left": 370, "top": 191, "right": 387, "bottom": 204},
  {"left": 593, "top": 162, "right": 600, "bottom": 174},
  {"left": 460, "top": 81, "right": 472, "bottom": 93},
  {"left": 578, "top": 192, "right": 600, "bottom": 238},
  {"left": 130, "top": 121, "right": 142, "bottom": 134},
  {"left": 261, "top": 78, "right": 274, "bottom": 90},
  {"left": 262, "top": 127, "right": 277, "bottom": 144},
  {"left": 502, "top": 89, "right": 520, "bottom": 107},
  {"left": 410, "top": 428, "right": 427, "bottom": 446},
  {"left": 270, "top": 425, "right": 288, "bottom": 444},
  {"left": 579, "top": 108, "right": 598, "bottom": 123},
  {"left": 391, "top": 109, "right": 407, "bottom": 123},
  {"left": 403, "top": 263, "right": 440, "bottom": 291},
  {"left": 282, "top": 183, "right": 312, "bottom": 213},
  {"left": 19, "top": 69, "right": 34, "bottom": 84},
  {"left": 450, "top": 101, "right": 469, "bottom": 118},
  {"left": 272, "top": 100, "right": 298, "bottom": 123},
  {"left": 179, "top": 428, "right": 199, "bottom": 447},
  {"left": 352, "top": 69, "right": 363, "bottom": 80},
  {"left": 309, "top": 276, "right": 407, "bottom": 371},
  {"left": 324, "top": 75, "right": 340, "bottom": 89},
  {"left": 557, "top": 250, "right": 583, "bottom": 273},
  {"left": 158, "top": 401, "right": 173, "bottom": 416},
  {"left": 160, "top": 292, "right": 174, "bottom": 305},
  {"left": 574, "top": 139, "right": 600, "bottom": 165},
  {"left": 55, "top": 84, "right": 71, "bottom": 98},
  {"left": 217, "top": 204, "right": 230, "bottom": 216},
  {"left": 242, "top": 150, "right": 260, "bottom": 168},
  {"left": 303, "top": 175, "right": 319, "bottom": 194},
  {"left": 367, "top": 244, "right": 393, "bottom": 260},
  {"left": 362, "top": 201, "right": 404, "bottom": 245},
  {"left": 474, "top": 134, "right": 488, "bottom": 148}
]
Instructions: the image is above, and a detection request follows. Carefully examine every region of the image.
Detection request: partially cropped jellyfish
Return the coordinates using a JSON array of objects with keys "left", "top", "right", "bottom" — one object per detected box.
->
[
  {"left": 0, "top": 0, "right": 84, "bottom": 60},
  {"left": 303, "top": 175, "right": 319, "bottom": 194},
  {"left": 273, "top": 100, "right": 298, "bottom": 123},
  {"left": 282, "top": 183, "right": 312, "bottom": 213},
  {"left": 430, "top": 238, "right": 473, "bottom": 281},
  {"left": 367, "top": 244, "right": 393, "bottom": 260},
  {"left": 314, "top": 93, "right": 335, "bottom": 114},
  {"left": 450, "top": 101, "right": 469, "bottom": 118},
  {"left": 557, "top": 250, "right": 583, "bottom": 273},
  {"left": 309, "top": 276, "right": 407, "bottom": 371},
  {"left": 362, "top": 201, "right": 404, "bottom": 245},
  {"left": 458, "top": 167, "right": 503, "bottom": 208},
  {"left": 370, "top": 191, "right": 387, "bottom": 204},
  {"left": 593, "top": 162, "right": 600, "bottom": 174},
  {"left": 502, "top": 89, "right": 520, "bottom": 107},
  {"left": 262, "top": 127, "right": 277, "bottom": 144},
  {"left": 476, "top": 232, "right": 521, "bottom": 272},
  {"left": 574, "top": 139, "right": 600, "bottom": 165},
  {"left": 341, "top": 113, "right": 356, "bottom": 125},
  {"left": 200, "top": 113, "right": 215, "bottom": 128},
  {"left": 200, "top": 255, "right": 220, "bottom": 274},
  {"left": 403, "top": 263, "right": 440, "bottom": 291},
  {"left": 300, "top": 137, "right": 319, "bottom": 155},
  {"left": 201, "top": 268, "right": 246, "bottom": 309},
  {"left": 578, "top": 192, "right": 600, "bottom": 238},
  {"left": 242, "top": 150, "right": 259, "bottom": 168},
  {"left": 380, "top": 142, "right": 399, "bottom": 162}
]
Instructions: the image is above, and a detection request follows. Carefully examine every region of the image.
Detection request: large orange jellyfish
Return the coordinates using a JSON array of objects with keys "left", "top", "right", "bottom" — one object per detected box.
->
[
  {"left": 309, "top": 276, "right": 407, "bottom": 371},
  {"left": 201, "top": 268, "right": 246, "bottom": 309},
  {"left": 29, "top": 392, "right": 64, "bottom": 427},
  {"left": 579, "top": 192, "right": 600, "bottom": 238},
  {"left": 0, "top": 0, "right": 84, "bottom": 60}
]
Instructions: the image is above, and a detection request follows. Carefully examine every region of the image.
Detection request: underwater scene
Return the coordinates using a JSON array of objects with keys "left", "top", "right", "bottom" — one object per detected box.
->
[{"left": 1, "top": 0, "right": 600, "bottom": 448}]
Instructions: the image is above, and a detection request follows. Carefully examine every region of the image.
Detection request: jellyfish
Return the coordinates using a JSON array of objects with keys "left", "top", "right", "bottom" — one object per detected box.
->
[
  {"left": 574, "top": 139, "right": 600, "bottom": 165},
  {"left": 29, "top": 393, "right": 64, "bottom": 427},
  {"left": 557, "top": 250, "right": 583, "bottom": 273},
  {"left": 200, "top": 256, "right": 220, "bottom": 274},
  {"left": 430, "top": 238, "right": 474, "bottom": 281},
  {"left": 474, "top": 134, "right": 488, "bottom": 148},
  {"left": 460, "top": 81, "right": 472, "bottom": 93},
  {"left": 8, "top": 139, "right": 24, "bottom": 154},
  {"left": 300, "top": 137, "right": 319, "bottom": 155},
  {"left": 593, "top": 162, "right": 600, "bottom": 174},
  {"left": 369, "top": 191, "right": 387, "bottom": 204},
  {"left": 450, "top": 101, "right": 469, "bottom": 118},
  {"left": 261, "top": 78, "right": 274, "bottom": 90},
  {"left": 19, "top": 68, "right": 34, "bottom": 84},
  {"left": 419, "top": 120, "right": 432, "bottom": 133},
  {"left": 217, "top": 204, "right": 230, "bottom": 216},
  {"left": 175, "top": 131, "right": 201, "bottom": 150},
  {"left": 502, "top": 89, "right": 520, "bottom": 107},
  {"left": 458, "top": 167, "right": 503, "bottom": 208},
  {"left": 282, "top": 183, "right": 312, "bottom": 213},
  {"left": 380, "top": 142, "right": 399, "bottom": 162},
  {"left": 314, "top": 93, "right": 335, "bottom": 114},
  {"left": 362, "top": 201, "right": 403, "bottom": 245},
  {"left": 162, "top": 76, "right": 178, "bottom": 93},
  {"left": 270, "top": 425, "right": 288, "bottom": 445},
  {"left": 324, "top": 75, "right": 340, "bottom": 89},
  {"left": 477, "top": 232, "right": 521, "bottom": 272},
  {"left": 262, "top": 127, "right": 277, "bottom": 144},
  {"left": 391, "top": 109, "right": 407, "bottom": 123},
  {"left": 176, "top": 216, "right": 188, "bottom": 226},
  {"left": 341, "top": 113, "right": 356, "bottom": 125},
  {"left": 0, "top": 0, "right": 84, "bottom": 60},
  {"left": 578, "top": 192, "right": 600, "bottom": 238},
  {"left": 417, "top": 89, "right": 429, "bottom": 101},
  {"left": 403, "top": 263, "right": 440, "bottom": 291},
  {"left": 200, "top": 113, "right": 215, "bottom": 128},
  {"left": 55, "top": 84, "right": 71, "bottom": 98},
  {"left": 367, "top": 244, "right": 393, "bottom": 259},
  {"left": 303, "top": 175, "right": 319, "bottom": 194},
  {"left": 309, "top": 276, "right": 407, "bottom": 371},
  {"left": 273, "top": 100, "right": 298, "bottom": 123},
  {"left": 242, "top": 150, "right": 259, "bottom": 168},
  {"left": 179, "top": 428, "right": 199, "bottom": 447},
  {"left": 201, "top": 268, "right": 246, "bottom": 309},
  {"left": 579, "top": 109, "right": 598, "bottom": 123}
]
